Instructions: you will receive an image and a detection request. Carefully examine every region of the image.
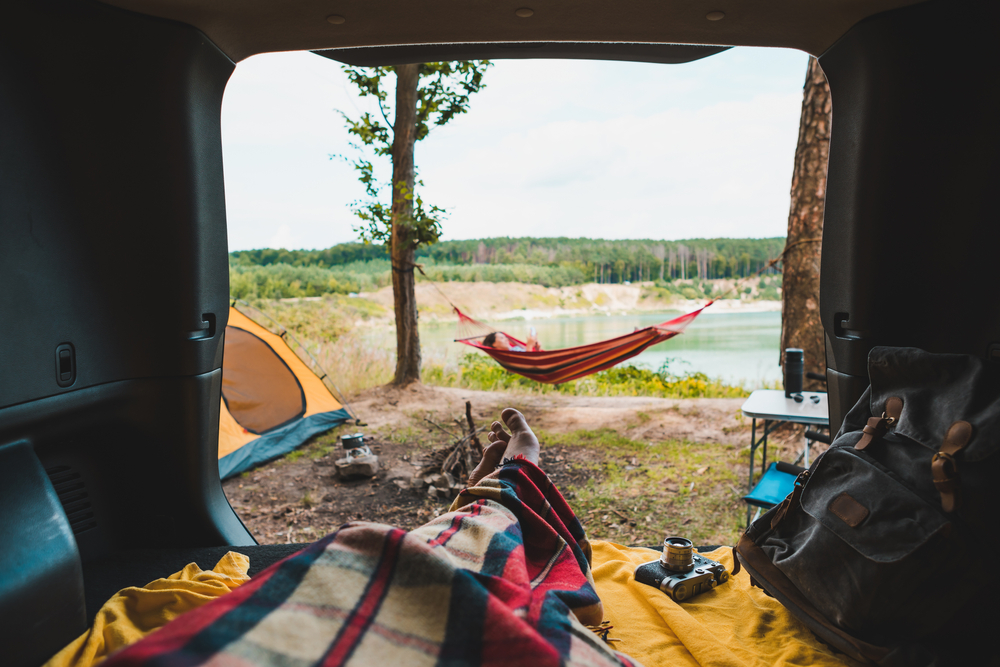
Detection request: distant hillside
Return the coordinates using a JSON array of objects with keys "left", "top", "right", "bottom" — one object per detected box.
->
[
  {"left": 231, "top": 236, "right": 785, "bottom": 284},
  {"left": 228, "top": 237, "right": 787, "bottom": 300},
  {"left": 417, "top": 237, "right": 784, "bottom": 282}
]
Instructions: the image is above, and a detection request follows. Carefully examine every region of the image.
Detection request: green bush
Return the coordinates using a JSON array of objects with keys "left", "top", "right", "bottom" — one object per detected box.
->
[
  {"left": 424, "top": 353, "right": 749, "bottom": 398},
  {"left": 417, "top": 263, "right": 586, "bottom": 288},
  {"left": 759, "top": 285, "right": 780, "bottom": 300},
  {"left": 229, "top": 258, "right": 588, "bottom": 299},
  {"left": 229, "top": 262, "right": 391, "bottom": 300}
]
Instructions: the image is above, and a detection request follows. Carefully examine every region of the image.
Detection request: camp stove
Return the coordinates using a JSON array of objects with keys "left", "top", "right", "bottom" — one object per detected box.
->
[{"left": 340, "top": 432, "right": 372, "bottom": 462}]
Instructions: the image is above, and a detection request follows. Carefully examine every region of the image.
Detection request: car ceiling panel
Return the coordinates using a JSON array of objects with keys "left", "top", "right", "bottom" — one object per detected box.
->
[{"left": 99, "top": 0, "right": 927, "bottom": 62}]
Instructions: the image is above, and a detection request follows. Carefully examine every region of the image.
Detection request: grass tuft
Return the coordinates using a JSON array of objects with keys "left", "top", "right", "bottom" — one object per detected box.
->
[
  {"left": 424, "top": 353, "right": 752, "bottom": 399},
  {"left": 537, "top": 429, "right": 745, "bottom": 546}
]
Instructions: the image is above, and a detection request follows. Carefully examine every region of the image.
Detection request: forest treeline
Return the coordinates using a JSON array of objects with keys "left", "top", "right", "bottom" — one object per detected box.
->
[{"left": 229, "top": 237, "right": 785, "bottom": 299}]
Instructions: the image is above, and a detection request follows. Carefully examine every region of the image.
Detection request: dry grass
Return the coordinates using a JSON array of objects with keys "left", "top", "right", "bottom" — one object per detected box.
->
[
  {"left": 310, "top": 328, "right": 395, "bottom": 397},
  {"left": 237, "top": 296, "right": 395, "bottom": 397}
]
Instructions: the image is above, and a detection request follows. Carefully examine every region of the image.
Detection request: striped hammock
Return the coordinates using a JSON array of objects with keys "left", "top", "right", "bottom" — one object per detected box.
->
[{"left": 454, "top": 304, "right": 710, "bottom": 384}]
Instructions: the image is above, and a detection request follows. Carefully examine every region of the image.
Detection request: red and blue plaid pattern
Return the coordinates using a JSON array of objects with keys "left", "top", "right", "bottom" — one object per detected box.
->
[{"left": 102, "top": 460, "right": 642, "bottom": 667}]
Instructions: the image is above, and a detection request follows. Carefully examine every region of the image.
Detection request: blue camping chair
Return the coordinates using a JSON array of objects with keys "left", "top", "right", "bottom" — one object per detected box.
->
[{"left": 744, "top": 461, "right": 807, "bottom": 525}]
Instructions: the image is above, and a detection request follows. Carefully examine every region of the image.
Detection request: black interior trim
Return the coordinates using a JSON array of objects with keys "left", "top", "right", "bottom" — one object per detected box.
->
[
  {"left": 0, "top": 441, "right": 86, "bottom": 666},
  {"left": 314, "top": 42, "right": 730, "bottom": 67},
  {"left": 818, "top": 0, "right": 1000, "bottom": 434}
]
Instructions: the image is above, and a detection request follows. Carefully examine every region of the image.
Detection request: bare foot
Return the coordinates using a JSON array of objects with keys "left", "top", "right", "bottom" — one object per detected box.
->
[{"left": 467, "top": 408, "right": 540, "bottom": 486}]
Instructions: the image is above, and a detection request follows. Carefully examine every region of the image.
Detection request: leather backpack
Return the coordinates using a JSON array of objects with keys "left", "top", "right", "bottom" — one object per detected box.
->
[{"left": 735, "top": 347, "right": 1000, "bottom": 666}]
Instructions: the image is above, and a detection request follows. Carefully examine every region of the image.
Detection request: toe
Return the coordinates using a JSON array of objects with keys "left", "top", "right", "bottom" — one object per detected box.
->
[
  {"left": 469, "top": 440, "right": 508, "bottom": 486},
  {"left": 490, "top": 421, "right": 510, "bottom": 442},
  {"left": 501, "top": 408, "right": 530, "bottom": 434}
]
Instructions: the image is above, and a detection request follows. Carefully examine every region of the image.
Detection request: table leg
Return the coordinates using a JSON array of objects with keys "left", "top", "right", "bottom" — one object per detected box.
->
[
  {"left": 761, "top": 419, "right": 769, "bottom": 476},
  {"left": 747, "top": 418, "right": 757, "bottom": 527},
  {"left": 746, "top": 419, "right": 782, "bottom": 528}
]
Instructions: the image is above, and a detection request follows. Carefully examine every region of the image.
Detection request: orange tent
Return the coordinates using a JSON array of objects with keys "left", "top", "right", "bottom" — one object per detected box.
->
[{"left": 218, "top": 306, "right": 352, "bottom": 478}]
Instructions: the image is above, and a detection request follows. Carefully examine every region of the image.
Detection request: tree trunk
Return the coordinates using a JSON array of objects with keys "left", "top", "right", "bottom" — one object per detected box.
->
[
  {"left": 781, "top": 57, "right": 832, "bottom": 391},
  {"left": 390, "top": 64, "right": 421, "bottom": 386}
]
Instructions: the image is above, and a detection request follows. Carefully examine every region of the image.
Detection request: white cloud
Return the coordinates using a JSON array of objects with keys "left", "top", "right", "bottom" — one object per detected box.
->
[{"left": 266, "top": 224, "right": 299, "bottom": 250}]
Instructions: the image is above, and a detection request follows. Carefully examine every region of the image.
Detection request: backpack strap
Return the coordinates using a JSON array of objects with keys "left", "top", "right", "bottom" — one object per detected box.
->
[
  {"left": 931, "top": 421, "right": 973, "bottom": 512},
  {"left": 855, "top": 396, "right": 903, "bottom": 450},
  {"left": 769, "top": 468, "right": 811, "bottom": 529}
]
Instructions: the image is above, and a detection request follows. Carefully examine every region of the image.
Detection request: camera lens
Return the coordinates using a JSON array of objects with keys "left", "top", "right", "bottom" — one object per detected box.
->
[{"left": 660, "top": 536, "right": 694, "bottom": 573}]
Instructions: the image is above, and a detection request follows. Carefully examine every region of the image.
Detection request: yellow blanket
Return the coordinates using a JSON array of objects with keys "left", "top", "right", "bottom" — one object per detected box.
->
[
  {"left": 44, "top": 552, "right": 250, "bottom": 667},
  {"left": 591, "top": 541, "right": 859, "bottom": 667}
]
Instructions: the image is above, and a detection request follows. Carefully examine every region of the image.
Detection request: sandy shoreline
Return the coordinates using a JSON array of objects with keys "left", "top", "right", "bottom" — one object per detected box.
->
[
  {"left": 484, "top": 298, "right": 781, "bottom": 322},
  {"left": 351, "top": 280, "right": 780, "bottom": 324}
]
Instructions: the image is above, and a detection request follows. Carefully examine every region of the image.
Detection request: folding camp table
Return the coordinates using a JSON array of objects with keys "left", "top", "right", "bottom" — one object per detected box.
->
[{"left": 740, "top": 389, "right": 829, "bottom": 526}]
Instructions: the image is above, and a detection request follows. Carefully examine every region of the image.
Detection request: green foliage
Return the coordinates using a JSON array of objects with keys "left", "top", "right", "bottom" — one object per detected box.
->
[
  {"left": 227, "top": 253, "right": 784, "bottom": 301},
  {"left": 759, "top": 285, "right": 781, "bottom": 300},
  {"left": 228, "top": 259, "right": 590, "bottom": 296},
  {"left": 424, "top": 353, "right": 750, "bottom": 398},
  {"left": 337, "top": 62, "right": 492, "bottom": 251},
  {"left": 230, "top": 243, "right": 386, "bottom": 268},
  {"left": 232, "top": 236, "right": 786, "bottom": 287},
  {"left": 418, "top": 236, "right": 786, "bottom": 281},
  {"left": 229, "top": 262, "right": 392, "bottom": 299},
  {"left": 418, "top": 262, "right": 586, "bottom": 288}
]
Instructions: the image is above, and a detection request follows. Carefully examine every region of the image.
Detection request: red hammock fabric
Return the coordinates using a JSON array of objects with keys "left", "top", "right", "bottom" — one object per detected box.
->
[{"left": 455, "top": 304, "right": 710, "bottom": 384}]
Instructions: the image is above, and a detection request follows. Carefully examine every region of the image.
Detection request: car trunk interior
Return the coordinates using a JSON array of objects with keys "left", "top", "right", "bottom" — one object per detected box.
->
[{"left": 1, "top": 0, "right": 998, "bottom": 663}]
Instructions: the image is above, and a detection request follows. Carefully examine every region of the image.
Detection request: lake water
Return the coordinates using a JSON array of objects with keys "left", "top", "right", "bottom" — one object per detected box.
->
[{"left": 420, "top": 310, "right": 782, "bottom": 387}]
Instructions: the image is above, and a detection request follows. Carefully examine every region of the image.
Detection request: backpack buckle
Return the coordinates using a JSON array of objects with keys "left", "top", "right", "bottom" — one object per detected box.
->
[
  {"left": 932, "top": 421, "right": 973, "bottom": 512},
  {"left": 855, "top": 397, "right": 903, "bottom": 451}
]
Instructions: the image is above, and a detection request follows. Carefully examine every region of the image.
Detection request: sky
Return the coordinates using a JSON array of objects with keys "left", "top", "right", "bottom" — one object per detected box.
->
[{"left": 220, "top": 47, "right": 810, "bottom": 252}]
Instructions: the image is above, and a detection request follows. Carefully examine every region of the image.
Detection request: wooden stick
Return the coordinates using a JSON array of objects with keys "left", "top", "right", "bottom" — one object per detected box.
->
[
  {"left": 465, "top": 401, "right": 483, "bottom": 456},
  {"left": 424, "top": 417, "right": 459, "bottom": 439}
]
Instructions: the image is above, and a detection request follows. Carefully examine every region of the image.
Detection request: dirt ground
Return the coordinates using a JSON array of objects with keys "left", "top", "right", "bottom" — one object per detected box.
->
[{"left": 222, "top": 384, "right": 809, "bottom": 547}]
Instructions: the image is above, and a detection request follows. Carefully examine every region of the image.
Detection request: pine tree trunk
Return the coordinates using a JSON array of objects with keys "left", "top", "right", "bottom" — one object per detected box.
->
[
  {"left": 390, "top": 64, "right": 421, "bottom": 386},
  {"left": 781, "top": 57, "right": 832, "bottom": 391}
]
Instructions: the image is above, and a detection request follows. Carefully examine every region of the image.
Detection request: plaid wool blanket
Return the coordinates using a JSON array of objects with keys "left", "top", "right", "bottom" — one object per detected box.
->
[{"left": 102, "top": 459, "right": 641, "bottom": 667}]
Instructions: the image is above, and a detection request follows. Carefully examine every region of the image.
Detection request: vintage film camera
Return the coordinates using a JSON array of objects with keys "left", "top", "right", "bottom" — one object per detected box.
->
[{"left": 634, "top": 536, "right": 730, "bottom": 602}]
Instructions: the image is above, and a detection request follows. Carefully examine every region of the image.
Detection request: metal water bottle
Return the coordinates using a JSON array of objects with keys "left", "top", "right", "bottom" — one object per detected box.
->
[{"left": 784, "top": 348, "right": 804, "bottom": 397}]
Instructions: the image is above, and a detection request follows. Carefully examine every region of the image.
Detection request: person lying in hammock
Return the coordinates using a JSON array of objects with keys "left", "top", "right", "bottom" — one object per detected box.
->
[{"left": 483, "top": 329, "right": 542, "bottom": 352}]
